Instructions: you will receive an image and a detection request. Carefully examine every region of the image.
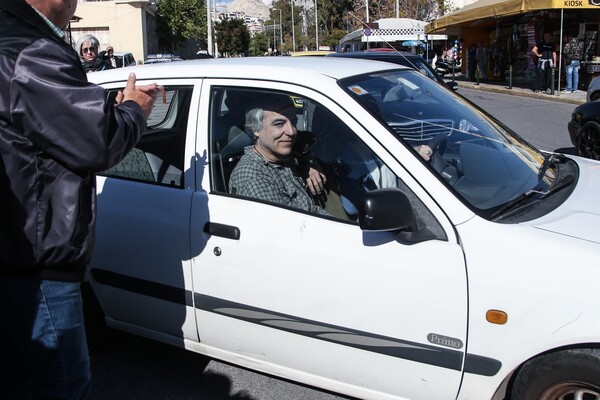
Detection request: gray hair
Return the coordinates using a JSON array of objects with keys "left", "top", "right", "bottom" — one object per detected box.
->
[
  {"left": 75, "top": 34, "right": 100, "bottom": 57},
  {"left": 244, "top": 94, "right": 295, "bottom": 134},
  {"left": 244, "top": 108, "right": 264, "bottom": 133}
]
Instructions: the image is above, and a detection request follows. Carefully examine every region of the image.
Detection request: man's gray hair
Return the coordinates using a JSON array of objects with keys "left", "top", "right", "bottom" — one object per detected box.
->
[
  {"left": 244, "top": 108, "right": 264, "bottom": 133},
  {"left": 75, "top": 34, "right": 100, "bottom": 57},
  {"left": 244, "top": 94, "right": 295, "bottom": 133}
]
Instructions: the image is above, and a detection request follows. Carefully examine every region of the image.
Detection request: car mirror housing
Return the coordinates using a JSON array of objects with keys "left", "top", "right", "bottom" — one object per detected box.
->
[
  {"left": 358, "top": 188, "right": 417, "bottom": 232},
  {"left": 446, "top": 81, "right": 459, "bottom": 91}
]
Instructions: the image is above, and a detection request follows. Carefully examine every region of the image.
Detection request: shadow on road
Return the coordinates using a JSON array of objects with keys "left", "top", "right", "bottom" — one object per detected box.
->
[
  {"left": 87, "top": 330, "right": 254, "bottom": 400},
  {"left": 555, "top": 146, "right": 577, "bottom": 155}
]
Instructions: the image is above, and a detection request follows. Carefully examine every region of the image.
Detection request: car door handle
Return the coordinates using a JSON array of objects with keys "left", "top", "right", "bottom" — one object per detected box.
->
[{"left": 204, "top": 222, "right": 240, "bottom": 240}]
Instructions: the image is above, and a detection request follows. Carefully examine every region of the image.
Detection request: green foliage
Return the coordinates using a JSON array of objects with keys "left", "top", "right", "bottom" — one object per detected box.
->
[
  {"left": 156, "top": 0, "right": 206, "bottom": 49},
  {"left": 250, "top": 32, "right": 268, "bottom": 56},
  {"left": 215, "top": 18, "right": 251, "bottom": 56},
  {"left": 321, "top": 28, "right": 347, "bottom": 48}
]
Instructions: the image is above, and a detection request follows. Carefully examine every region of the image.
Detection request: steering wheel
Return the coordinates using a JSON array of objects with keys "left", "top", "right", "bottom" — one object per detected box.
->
[
  {"left": 427, "top": 134, "right": 448, "bottom": 158},
  {"left": 427, "top": 134, "right": 457, "bottom": 184},
  {"left": 427, "top": 134, "right": 448, "bottom": 171}
]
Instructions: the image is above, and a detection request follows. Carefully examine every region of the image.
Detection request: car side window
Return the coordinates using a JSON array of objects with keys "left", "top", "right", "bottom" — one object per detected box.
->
[
  {"left": 208, "top": 87, "right": 443, "bottom": 233},
  {"left": 99, "top": 86, "right": 192, "bottom": 188},
  {"left": 305, "top": 102, "right": 399, "bottom": 220}
]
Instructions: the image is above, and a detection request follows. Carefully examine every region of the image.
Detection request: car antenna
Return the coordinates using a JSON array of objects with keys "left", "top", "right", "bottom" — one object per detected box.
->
[{"left": 345, "top": 11, "right": 420, "bottom": 71}]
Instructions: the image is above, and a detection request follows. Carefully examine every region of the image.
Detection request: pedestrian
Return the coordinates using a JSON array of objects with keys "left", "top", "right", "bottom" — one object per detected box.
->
[
  {"left": 0, "top": 0, "right": 162, "bottom": 399},
  {"left": 105, "top": 46, "right": 122, "bottom": 67},
  {"left": 532, "top": 32, "right": 557, "bottom": 94},
  {"left": 563, "top": 33, "right": 584, "bottom": 93},
  {"left": 75, "top": 34, "right": 112, "bottom": 72},
  {"left": 467, "top": 44, "right": 477, "bottom": 82},
  {"left": 476, "top": 41, "right": 489, "bottom": 82}
]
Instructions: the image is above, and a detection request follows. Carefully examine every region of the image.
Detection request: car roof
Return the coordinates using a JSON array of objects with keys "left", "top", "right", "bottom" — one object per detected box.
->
[
  {"left": 290, "top": 51, "right": 335, "bottom": 57},
  {"left": 327, "top": 51, "right": 421, "bottom": 60},
  {"left": 88, "top": 56, "right": 408, "bottom": 84}
]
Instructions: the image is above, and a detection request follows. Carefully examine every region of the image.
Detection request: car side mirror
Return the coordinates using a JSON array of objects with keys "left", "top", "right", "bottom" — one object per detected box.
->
[
  {"left": 446, "top": 81, "right": 459, "bottom": 91},
  {"left": 358, "top": 188, "right": 417, "bottom": 232}
]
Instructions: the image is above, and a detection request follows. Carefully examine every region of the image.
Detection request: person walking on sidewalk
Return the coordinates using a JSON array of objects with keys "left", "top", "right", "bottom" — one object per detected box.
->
[
  {"left": 0, "top": 0, "right": 161, "bottom": 399},
  {"left": 563, "top": 34, "right": 584, "bottom": 93},
  {"left": 476, "top": 41, "right": 489, "bottom": 82},
  {"left": 467, "top": 44, "right": 478, "bottom": 82},
  {"left": 532, "top": 32, "right": 557, "bottom": 94}
]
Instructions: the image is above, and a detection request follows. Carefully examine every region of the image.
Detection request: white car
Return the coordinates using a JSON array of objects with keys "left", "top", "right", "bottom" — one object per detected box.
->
[
  {"left": 88, "top": 58, "right": 600, "bottom": 400},
  {"left": 113, "top": 51, "right": 136, "bottom": 67},
  {"left": 587, "top": 75, "right": 600, "bottom": 102}
]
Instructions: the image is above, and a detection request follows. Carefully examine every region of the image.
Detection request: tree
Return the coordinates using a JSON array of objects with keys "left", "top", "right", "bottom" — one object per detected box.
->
[
  {"left": 321, "top": 28, "right": 347, "bottom": 49},
  {"left": 249, "top": 31, "right": 268, "bottom": 56},
  {"left": 215, "top": 18, "right": 251, "bottom": 57},
  {"left": 156, "top": 0, "right": 206, "bottom": 51},
  {"left": 348, "top": 0, "right": 439, "bottom": 26}
]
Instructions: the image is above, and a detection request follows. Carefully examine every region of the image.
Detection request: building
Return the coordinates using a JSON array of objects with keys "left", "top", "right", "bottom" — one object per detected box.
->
[
  {"left": 426, "top": 0, "right": 600, "bottom": 89},
  {"left": 339, "top": 18, "right": 448, "bottom": 53},
  {"left": 70, "top": 0, "right": 158, "bottom": 63}
]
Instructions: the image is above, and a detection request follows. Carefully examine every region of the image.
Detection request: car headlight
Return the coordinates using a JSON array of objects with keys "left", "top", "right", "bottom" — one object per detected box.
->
[{"left": 572, "top": 112, "right": 583, "bottom": 124}]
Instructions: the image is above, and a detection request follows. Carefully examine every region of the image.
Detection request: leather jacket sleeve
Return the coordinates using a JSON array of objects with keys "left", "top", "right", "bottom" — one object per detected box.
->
[{"left": 10, "top": 37, "right": 146, "bottom": 172}]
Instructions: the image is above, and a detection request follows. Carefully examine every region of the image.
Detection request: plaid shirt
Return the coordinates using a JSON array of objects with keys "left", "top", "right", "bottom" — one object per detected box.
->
[{"left": 229, "top": 146, "right": 328, "bottom": 215}]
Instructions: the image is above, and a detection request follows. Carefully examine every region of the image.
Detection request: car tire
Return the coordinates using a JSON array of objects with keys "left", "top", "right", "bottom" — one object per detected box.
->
[
  {"left": 511, "top": 349, "right": 600, "bottom": 400},
  {"left": 590, "top": 91, "right": 600, "bottom": 102},
  {"left": 576, "top": 121, "right": 600, "bottom": 160}
]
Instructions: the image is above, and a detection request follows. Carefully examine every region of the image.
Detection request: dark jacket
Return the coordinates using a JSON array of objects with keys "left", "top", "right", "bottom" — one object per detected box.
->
[
  {"left": 0, "top": 0, "right": 147, "bottom": 281},
  {"left": 83, "top": 56, "right": 113, "bottom": 72}
]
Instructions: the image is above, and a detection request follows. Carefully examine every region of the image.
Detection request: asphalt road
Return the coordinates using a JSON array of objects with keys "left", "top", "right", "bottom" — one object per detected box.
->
[
  {"left": 87, "top": 89, "right": 575, "bottom": 400},
  {"left": 459, "top": 87, "right": 577, "bottom": 155},
  {"left": 87, "top": 330, "right": 349, "bottom": 400}
]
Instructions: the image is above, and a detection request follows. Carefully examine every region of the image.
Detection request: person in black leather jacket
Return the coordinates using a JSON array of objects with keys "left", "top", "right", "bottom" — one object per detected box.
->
[{"left": 0, "top": 0, "right": 161, "bottom": 398}]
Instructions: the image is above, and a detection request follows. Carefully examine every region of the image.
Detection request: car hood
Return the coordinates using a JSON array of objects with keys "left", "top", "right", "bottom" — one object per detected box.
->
[{"left": 532, "top": 156, "right": 600, "bottom": 244}]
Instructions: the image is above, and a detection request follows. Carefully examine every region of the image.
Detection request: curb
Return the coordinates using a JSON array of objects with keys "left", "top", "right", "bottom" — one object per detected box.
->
[{"left": 454, "top": 81, "right": 586, "bottom": 105}]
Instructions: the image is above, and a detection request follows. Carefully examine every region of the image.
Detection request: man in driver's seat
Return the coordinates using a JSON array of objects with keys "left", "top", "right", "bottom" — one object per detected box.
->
[{"left": 229, "top": 94, "right": 329, "bottom": 215}]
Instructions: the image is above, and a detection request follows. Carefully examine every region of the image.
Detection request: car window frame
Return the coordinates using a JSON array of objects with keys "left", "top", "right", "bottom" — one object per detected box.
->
[{"left": 200, "top": 78, "right": 458, "bottom": 241}]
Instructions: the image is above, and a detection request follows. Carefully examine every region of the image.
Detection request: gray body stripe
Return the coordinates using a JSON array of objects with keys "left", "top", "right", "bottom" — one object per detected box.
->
[
  {"left": 197, "top": 294, "right": 500, "bottom": 376},
  {"left": 90, "top": 269, "right": 501, "bottom": 376}
]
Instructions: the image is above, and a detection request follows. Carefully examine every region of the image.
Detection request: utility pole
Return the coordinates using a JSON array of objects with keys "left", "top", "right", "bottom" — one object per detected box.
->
[
  {"left": 206, "top": 0, "right": 212, "bottom": 56},
  {"left": 314, "top": 0, "right": 318, "bottom": 50},
  {"left": 291, "top": 0, "right": 296, "bottom": 52},
  {"left": 301, "top": 0, "right": 307, "bottom": 51},
  {"left": 274, "top": 8, "right": 282, "bottom": 53}
]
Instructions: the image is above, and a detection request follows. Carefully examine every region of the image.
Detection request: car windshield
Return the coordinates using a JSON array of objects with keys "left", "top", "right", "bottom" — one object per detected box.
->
[{"left": 339, "top": 69, "right": 558, "bottom": 218}]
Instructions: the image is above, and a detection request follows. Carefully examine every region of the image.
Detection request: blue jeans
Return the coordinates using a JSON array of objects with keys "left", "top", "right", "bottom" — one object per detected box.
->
[
  {"left": 0, "top": 278, "right": 91, "bottom": 400},
  {"left": 566, "top": 60, "right": 580, "bottom": 92}
]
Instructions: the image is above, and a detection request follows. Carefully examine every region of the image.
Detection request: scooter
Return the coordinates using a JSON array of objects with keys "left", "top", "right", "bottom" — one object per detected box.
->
[{"left": 435, "top": 59, "right": 461, "bottom": 77}]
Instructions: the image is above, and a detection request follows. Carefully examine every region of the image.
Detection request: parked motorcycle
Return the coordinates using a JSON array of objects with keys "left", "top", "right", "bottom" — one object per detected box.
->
[{"left": 435, "top": 59, "right": 461, "bottom": 77}]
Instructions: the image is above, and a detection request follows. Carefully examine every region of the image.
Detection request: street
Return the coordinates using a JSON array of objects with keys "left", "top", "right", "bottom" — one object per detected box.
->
[
  {"left": 459, "top": 87, "right": 577, "bottom": 154},
  {"left": 87, "top": 88, "right": 577, "bottom": 400}
]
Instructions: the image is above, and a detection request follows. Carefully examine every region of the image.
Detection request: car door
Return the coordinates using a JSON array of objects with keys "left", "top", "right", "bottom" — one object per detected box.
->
[
  {"left": 90, "top": 79, "right": 202, "bottom": 344},
  {"left": 190, "top": 79, "right": 468, "bottom": 399}
]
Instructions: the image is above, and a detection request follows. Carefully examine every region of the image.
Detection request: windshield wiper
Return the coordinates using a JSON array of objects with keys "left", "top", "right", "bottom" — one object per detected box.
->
[
  {"left": 491, "top": 155, "right": 574, "bottom": 221},
  {"left": 538, "top": 153, "right": 568, "bottom": 180}
]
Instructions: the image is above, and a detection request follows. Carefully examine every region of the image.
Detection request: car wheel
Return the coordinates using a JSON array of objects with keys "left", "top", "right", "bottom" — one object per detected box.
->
[
  {"left": 590, "top": 91, "right": 600, "bottom": 102},
  {"left": 576, "top": 121, "right": 600, "bottom": 160},
  {"left": 511, "top": 349, "right": 600, "bottom": 400}
]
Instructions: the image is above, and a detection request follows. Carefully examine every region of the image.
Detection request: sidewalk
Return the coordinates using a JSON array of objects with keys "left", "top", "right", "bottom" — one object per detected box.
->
[{"left": 448, "top": 75, "right": 586, "bottom": 105}]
